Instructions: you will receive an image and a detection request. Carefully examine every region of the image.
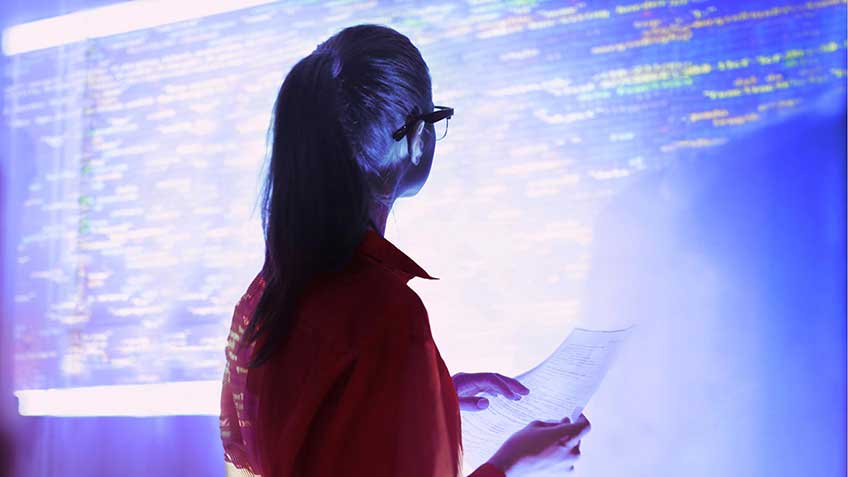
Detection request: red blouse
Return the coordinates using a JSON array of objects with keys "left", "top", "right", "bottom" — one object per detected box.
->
[{"left": 220, "top": 229, "right": 505, "bottom": 477}]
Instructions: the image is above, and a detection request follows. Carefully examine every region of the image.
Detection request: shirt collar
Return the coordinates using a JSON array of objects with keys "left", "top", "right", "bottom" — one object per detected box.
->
[{"left": 356, "top": 229, "right": 438, "bottom": 282}]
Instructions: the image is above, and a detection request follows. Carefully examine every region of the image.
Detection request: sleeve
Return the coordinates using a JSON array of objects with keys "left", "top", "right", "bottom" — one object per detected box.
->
[
  {"left": 220, "top": 340, "right": 249, "bottom": 471},
  {"left": 468, "top": 463, "right": 507, "bottom": 477},
  {"left": 220, "top": 367, "right": 243, "bottom": 460},
  {"left": 301, "top": 292, "right": 507, "bottom": 477},
  {"left": 390, "top": 337, "right": 506, "bottom": 477}
]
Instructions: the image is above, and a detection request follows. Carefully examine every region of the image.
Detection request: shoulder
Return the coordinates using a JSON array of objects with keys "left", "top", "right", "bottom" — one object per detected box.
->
[
  {"left": 375, "top": 282, "right": 431, "bottom": 340},
  {"left": 352, "top": 265, "right": 433, "bottom": 345},
  {"left": 307, "top": 258, "right": 433, "bottom": 346}
]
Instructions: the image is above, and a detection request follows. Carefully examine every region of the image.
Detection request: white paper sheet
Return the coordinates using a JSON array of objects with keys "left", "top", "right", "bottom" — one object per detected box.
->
[{"left": 461, "top": 327, "right": 632, "bottom": 470}]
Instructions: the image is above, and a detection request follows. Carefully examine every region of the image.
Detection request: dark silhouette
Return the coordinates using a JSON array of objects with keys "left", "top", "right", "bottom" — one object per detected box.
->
[{"left": 221, "top": 24, "right": 589, "bottom": 477}]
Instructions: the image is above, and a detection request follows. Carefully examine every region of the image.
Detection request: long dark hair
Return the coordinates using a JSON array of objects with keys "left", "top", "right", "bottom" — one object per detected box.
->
[{"left": 241, "top": 25, "right": 432, "bottom": 367}]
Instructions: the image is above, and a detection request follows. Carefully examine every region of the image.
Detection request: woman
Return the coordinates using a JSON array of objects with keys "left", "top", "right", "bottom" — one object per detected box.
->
[{"left": 220, "top": 24, "right": 590, "bottom": 477}]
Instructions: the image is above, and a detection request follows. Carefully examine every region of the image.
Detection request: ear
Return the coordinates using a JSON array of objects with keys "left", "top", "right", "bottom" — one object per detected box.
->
[{"left": 407, "top": 120, "right": 425, "bottom": 166}]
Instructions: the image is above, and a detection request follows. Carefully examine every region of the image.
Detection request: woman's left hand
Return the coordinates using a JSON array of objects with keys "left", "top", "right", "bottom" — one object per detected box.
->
[{"left": 452, "top": 372, "right": 530, "bottom": 411}]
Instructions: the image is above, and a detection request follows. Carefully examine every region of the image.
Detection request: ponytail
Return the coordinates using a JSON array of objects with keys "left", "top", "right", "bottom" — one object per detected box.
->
[{"left": 241, "top": 50, "right": 370, "bottom": 367}]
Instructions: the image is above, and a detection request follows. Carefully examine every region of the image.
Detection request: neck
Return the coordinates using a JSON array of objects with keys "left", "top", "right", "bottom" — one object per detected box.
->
[{"left": 367, "top": 200, "right": 393, "bottom": 236}]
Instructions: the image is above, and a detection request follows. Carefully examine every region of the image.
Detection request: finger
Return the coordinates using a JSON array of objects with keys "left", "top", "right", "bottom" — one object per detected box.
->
[
  {"left": 495, "top": 373, "right": 530, "bottom": 396},
  {"left": 547, "top": 420, "right": 591, "bottom": 444},
  {"left": 485, "top": 375, "right": 521, "bottom": 399},
  {"left": 559, "top": 435, "right": 579, "bottom": 451},
  {"left": 495, "top": 377, "right": 522, "bottom": 400},
  {"left": 559, "top": 430, "right": 587, "bottom": 451},
  {"left": 563, "top": 441, "right": 581, "bottom": 456},
  {"left": 458, "top": 396, "right": 490, "bottom": 411},
  {"left": 571, "top": 414, "right": 591, "bottom": 431},
  {"left": 550, "top": 445, "right": 580, "bottom": 465},
  {"left": 571, "top": 443, "right": 581, "bottom": 456},
  {"left": 559, "top": 416, "right": 590, "bottom": 434},
  {"left": 530, "top": 419, "right": 564, "bottom": 427},
  {"left": 453, "top": 373, "right": 495, "bottom": 395}
]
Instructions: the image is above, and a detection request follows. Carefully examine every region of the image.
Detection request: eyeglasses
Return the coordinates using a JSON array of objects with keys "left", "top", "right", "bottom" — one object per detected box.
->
[{"left": 392, "top": 105, "right": 454, "bottom": 142}]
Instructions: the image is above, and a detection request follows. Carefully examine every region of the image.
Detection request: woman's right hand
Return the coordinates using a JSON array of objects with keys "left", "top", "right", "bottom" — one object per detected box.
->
[{"left": 486, "top": 414, "right": 591, "bottom": 476}]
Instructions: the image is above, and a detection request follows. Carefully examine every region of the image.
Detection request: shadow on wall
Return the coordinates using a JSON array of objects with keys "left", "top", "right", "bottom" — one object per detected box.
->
[{"left": 579, "top": 91, "right": 846, "bottom": 477}]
